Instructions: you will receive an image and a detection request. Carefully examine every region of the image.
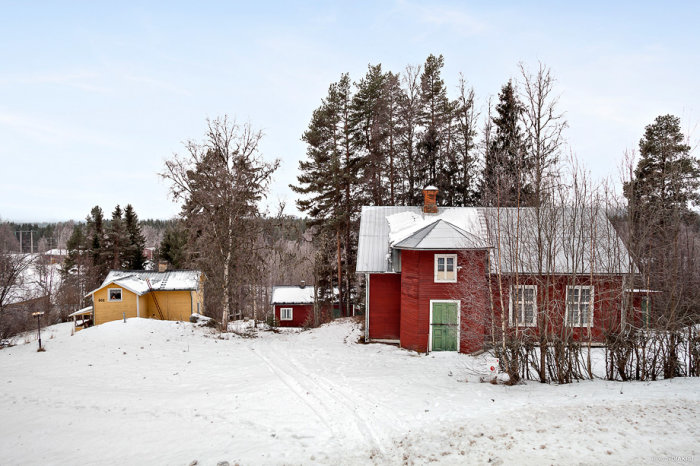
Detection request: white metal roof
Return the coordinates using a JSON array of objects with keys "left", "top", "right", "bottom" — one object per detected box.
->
[
  {"left": 87, "top": 270, "right": 202, "bottom": 297},
  {"left": 393, "top": 219, "right": 491, "bottom": 250},
  {"left": 357, "top": 206, "right": 635, "bottom": 275}
]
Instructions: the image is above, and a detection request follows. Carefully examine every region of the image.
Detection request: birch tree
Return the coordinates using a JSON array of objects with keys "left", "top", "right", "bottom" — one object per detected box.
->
[{"left": 162, "top": 117, "right": 279, "bottom": 330}]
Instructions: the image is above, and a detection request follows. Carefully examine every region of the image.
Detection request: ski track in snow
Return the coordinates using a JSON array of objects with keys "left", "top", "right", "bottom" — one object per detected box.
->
[{"left": 0, "top": 319, "right": 698, "bottom": 465}]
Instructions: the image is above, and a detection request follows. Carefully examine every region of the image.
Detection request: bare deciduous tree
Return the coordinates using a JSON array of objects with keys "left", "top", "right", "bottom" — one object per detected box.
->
[{"left": 162, "top": 116, "right": 279, "bottom": 330}]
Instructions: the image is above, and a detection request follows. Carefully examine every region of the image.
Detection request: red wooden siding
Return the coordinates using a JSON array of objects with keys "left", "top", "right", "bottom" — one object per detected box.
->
[
  {"left": 489, "top": 275, "right": 626, "bottom": 342},
  {"left": 274, "top": 304, "right": 313, "bottom": 327},
  {"left": 399, "top": 249, "right": 489, "bottom": 353},
  {"left": 368, "top": 274, "right": 401, "bottom": 340},
  {"left": 367, "top": 251, "right": 630, "bottom": 354}
]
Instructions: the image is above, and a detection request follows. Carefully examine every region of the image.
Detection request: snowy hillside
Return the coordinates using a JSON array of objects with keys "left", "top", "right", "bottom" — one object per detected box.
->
[{"left": 1, "top": 319, "right": 697, "bottom": 465}]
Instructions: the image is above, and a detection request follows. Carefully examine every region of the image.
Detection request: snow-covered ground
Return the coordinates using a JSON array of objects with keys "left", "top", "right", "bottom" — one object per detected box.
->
[{"left": 1, "top": 319, "right": 698, "bottom": 465}]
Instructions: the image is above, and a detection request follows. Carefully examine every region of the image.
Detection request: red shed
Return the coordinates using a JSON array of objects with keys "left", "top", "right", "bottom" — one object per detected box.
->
[
  {"left": 357, "top": 187, "right": 642, "bottom": 354},
  {"left": 271, "top": 285, "right": 316, "bottom": 327}
]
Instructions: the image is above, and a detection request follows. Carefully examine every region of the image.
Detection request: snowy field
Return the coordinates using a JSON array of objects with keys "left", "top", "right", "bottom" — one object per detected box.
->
[{"left": 1, "top": 319, "right": 698, "bottom": 465}]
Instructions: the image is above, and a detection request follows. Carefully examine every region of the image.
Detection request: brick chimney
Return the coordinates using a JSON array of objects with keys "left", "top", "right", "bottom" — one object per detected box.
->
[
  {"left": 422, "top": 186, "right": 438, "bottom": 213},
  {"left": 300, "top": 280, "right": 306, "bottom": 289},
  {"left": 158, "top": 261, "right": 168, "bottom": 272}
]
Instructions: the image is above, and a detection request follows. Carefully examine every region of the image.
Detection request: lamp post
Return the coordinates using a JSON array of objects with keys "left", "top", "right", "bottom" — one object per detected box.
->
[{"left": 32, "top": 311, "right": 45, "bottom": 351}]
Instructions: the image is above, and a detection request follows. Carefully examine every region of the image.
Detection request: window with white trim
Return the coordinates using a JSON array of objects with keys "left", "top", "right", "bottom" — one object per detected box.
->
[
  {"left": 280, "top": 307, "right": 293, "bottom": 321},
  {"left": 511, "top": 285, "right": 537, "bottom": 326},
  {"left": 434, "top": 254, "right": 457, "bottom": 283},
  {"left": 108, "top": 288, "right": 122, "bottom": 302},
  {"left": 566, "top": 286, "right": 593, "bottom": 327}
]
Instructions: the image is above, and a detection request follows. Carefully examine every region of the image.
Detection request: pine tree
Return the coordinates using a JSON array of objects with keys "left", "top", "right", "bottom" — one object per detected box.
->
[
  {"left": 124, "top": 204, "right": 146, "bottom": 270},
  {"left": 624, "top": 115, "right": 700, "bottom": 339},
  {"left": 418, "top": 54, "right": 451, "bottom": 192},
  {"left": 381, "top": 71, "right": 405, "bottom": 205},
  {"left": 625, "top": 115, "right": 700, "bottom": 216},
  {"left": 293, "top": 73, "right": 362, "bottom": 317},
  {"left": 351, "top": 64, "right": 387, "bottom": 205},
  {"left": 397, "top": 64, "right": 422, "bottom": 205}
]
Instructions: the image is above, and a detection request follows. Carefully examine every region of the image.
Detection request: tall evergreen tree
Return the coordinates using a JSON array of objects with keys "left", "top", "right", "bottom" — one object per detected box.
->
[
  {"left": 159, "top": 223, "right": 188, "bottom": 269},
  {"left": 625, "top": 115, "right": 700, "bottom": 217},
  {"left": 86, "top": 205, "right": 109, "bottom": 284},
  {"left": 124, "top": 204, "right": 146, "bottom": 270},
  {"left": 482, "top": 80, "right": 529, "bottom": 207},
  {"left": 397, "top": 64, "right": 422, "bottom": 205},
  {"left": 351, "top": 64, "right": 387, "bottom": 205},
  {"left": 106, "top": 205, "right": 128, "bottom": 270},
  {"left": 623, "top": 115, "right": 700, "bottom": 342},
  {"left": 293, "top": 73, "right": 362, "bottom": 316},
  {"left": 418, "top": 54, "right": 451, "bottom": 193},
  {"left": 453, "top": 74, "right": 480, "bottom": 206}
]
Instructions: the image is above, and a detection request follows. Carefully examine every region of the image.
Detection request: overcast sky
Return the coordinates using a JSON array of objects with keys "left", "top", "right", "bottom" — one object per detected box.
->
[{"left": 1, "top": 1, "right": 698, "bottom": 222}]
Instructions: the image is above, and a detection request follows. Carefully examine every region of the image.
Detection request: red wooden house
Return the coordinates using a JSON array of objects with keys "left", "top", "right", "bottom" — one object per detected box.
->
[
  {"left": 357, "top": 187, "right": 641, "bottom": 354},
  {"left": 271, "top": 284, "right": 342, "bottom": 327}
]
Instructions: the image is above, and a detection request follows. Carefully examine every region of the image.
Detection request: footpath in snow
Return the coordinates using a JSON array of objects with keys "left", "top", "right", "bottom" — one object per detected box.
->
[{"left": 0, "top": 318, "right": 698, "bottom": 465}]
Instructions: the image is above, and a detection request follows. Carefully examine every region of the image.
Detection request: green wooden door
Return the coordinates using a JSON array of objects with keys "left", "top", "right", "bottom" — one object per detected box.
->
[{"left": 431, "top": 302, "right": 458, "bottom": 351}]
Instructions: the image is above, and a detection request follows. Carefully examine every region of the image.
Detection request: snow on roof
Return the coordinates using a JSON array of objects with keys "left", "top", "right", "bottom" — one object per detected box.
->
[
  {"left": 357, "top": 206, "right": 635, "bottom": 275},
  {"left": 68, "top": 306, "right": 93, "bottom": 317},
  {"left": 44, "top": 249, "right": 68, "bottom": 256},
  {"left": 270, "top": 286, "right": 339, "bottom": 304},
  {"left": 271, "top": 286, "right": 315, "bottom": 304},
  {"left": 89, "top": 270, "right": 203, "bottom": 297}
]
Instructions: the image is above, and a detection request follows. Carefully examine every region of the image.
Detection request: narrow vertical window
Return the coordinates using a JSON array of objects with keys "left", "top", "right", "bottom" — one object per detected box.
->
[
  {"left": 566, "top": 286, "right": 593, "bottom": 327},
  {"left": 511, "top": 285, "right": 536, "bottom": 326}
]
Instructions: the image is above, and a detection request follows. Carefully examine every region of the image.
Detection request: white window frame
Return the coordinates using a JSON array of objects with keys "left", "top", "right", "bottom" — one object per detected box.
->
[
  {"left": 565, "top": 285, "right": 594, "bottom": 328},
  {"left": 428, "top": 299, "right": 461, "bottom": 352},
  {"left": 510, "top": 284, "right": 537, "bottom": 327},
  {"left": 280, "top": 307, "right": 293, "bottom": 321},
  {"left": 107, "top": 288, "right": 122, "bottom": 302},
  {"left": 434, "top": 254, "right": 458, "bottom": 283}
]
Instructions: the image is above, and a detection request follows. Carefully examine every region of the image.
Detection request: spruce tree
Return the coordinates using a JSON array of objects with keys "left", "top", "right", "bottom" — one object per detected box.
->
[
  {"left": 453, "top": 75, "right": 480, "bottom": 206},
  {"left": 106, "top": 205, "right": 128, "bottom": 270},
  {"left": 159, "top": 223, "right": 188, "bottom": 269},
  {"left": 86, "top": 205, "right": 109, "bottom": 283},
  {"left": 124, "top": 204, "right": 146, "bottom": 270},
  {"left": 482, "top": 80, "right": 529, "bottom": 207}
]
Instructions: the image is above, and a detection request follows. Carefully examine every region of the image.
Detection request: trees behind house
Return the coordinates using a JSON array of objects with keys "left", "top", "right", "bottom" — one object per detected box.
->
[
  {"left": 294, "top": 56, "right": 565, "bottom": 315},
  {"left": 58, "top": 203, "right": 148, "bottom": 317}
]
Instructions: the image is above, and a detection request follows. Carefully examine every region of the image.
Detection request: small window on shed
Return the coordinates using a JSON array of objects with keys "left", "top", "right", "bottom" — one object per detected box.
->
[
  {"left": 280, "top": 307, "right": 293, "bottom": 321},
  {"left": 108, "top": 288, "right": 122, "bottom": 302}
]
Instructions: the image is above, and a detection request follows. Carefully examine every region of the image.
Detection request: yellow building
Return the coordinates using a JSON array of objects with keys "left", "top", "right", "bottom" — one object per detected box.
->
[{"left": 86, "top": 270, "right": 205, "bottom": 325}]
